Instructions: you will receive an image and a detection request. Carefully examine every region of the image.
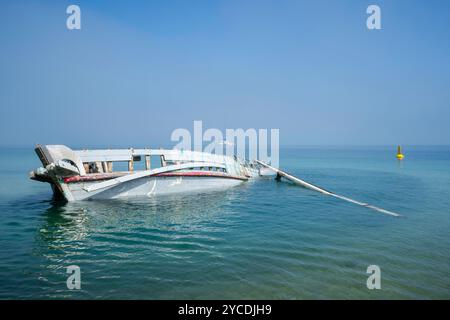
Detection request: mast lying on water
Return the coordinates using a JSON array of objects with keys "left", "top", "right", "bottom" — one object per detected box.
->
[{"left": 256, "top": 160, "right": 400, "bottom": 217}]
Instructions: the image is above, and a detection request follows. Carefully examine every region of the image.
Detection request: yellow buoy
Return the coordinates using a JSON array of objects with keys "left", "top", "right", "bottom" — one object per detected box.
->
[{"left": 396, "top": 145, "right": 404, "bottom": 160}]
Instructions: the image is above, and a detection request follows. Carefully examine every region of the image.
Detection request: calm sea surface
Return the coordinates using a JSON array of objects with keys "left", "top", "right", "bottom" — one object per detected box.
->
[{"left": 0, "top": 146, "right": 449, "bottom": 299}]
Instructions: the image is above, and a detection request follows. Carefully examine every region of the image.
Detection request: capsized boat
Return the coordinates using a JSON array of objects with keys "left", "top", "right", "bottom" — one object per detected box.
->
[
  {"left": 30, "top": 145, "right": 401, "bottom": 217},
  {"left": 30, "top": 144, "right": 261, "bottom": 202}
]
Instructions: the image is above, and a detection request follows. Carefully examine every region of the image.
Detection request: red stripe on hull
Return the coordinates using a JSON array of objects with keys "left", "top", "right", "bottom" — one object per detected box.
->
[
  {"left": 64, "top": 172, "right": 126, "bottom": 183},
  {"left": 64, "top": 171, "right": 247, "bottom": 183}
]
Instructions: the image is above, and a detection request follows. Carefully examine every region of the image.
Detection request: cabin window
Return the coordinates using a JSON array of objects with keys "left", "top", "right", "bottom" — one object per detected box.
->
[
  {"left": 108, "top": 161, "right": 128, "bottom": 172},
  {"left": 84, "top": 162, "right": 100, "bottom": 173},
  {"left": 131, "top": 155, "right": 147, "bottom": 171},
  {"left": 148, "top": 155, "right": 162, "bottom": 169}
]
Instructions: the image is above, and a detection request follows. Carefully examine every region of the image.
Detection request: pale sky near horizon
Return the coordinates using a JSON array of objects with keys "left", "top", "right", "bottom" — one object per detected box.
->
[{"left": 1, "top": 0, "right": 449, "bottom": 148}]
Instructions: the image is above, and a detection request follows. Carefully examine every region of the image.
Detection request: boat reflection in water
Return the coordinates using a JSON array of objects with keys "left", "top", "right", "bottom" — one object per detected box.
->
[
  {"left": 40, "top": 187, "right": 242, "bottom": 234},
  {"left": 34, "top": 186, "right": 251, "bottom": 297}
]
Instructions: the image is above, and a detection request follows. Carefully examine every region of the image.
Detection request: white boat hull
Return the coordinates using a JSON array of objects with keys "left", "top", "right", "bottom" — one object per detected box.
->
[{"left": 63, "top": 175, "right": 244, "bottom": 201}]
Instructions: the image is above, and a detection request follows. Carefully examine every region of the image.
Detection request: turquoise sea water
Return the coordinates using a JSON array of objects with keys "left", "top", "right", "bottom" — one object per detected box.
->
[{"left": 0, "top": 146, "right": 449, "bottom": 299}]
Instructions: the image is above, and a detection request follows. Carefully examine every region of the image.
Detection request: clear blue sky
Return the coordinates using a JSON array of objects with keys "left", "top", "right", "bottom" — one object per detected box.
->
[{"left": 1, "top": 0, "right": 449, "bottom": 147}]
